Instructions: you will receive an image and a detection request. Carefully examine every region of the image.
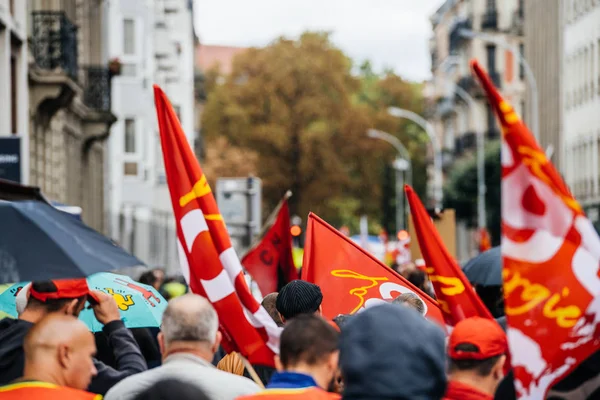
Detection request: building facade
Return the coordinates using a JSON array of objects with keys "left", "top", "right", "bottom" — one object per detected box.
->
[
  {"left": 27, "top": 0, "right": 116, "bottom": 232},
  {"left": 428, "top": 0, "right": 526, "bottom": 261},
  {"left": 0, "top": 1, "right": 28, "bottom": 184},
  {"left": 106, "top": 0, "right": 195, "bottom": 273},
  {"left": 524, "top": 0, "right": 563, "bottom": 172},
  {"left": 562, "top": 0, "right": 600, "bottom": 230}
]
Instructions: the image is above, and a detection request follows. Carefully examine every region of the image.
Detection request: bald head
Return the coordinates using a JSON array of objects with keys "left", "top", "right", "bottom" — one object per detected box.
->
[
  {"left": 161, "top": 294, "right": 219, "bottom": 346},
  {"left": 261, "top": 292, "right": 283, "bottom": 327},
  {"left": 23, "top": 315, "right": 97, "bottom": 390}
]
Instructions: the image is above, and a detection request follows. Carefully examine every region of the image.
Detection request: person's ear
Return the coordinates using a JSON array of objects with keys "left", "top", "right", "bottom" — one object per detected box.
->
[
  {"left": 157, "top": 332, "right": 165, "bottom": 355},
  {"left": 317, "top": 305, "right": 323, "bottom": 316},
  {"left": 494, "top": 355, "right": 507, "bottom": 381},
  {"left": 211, "top": 331, "right": 222, "bottom": 354},
  {"left": 327, "top": 351, "right": 340, "bottom": 374},
  {"left": 57, "top": 343, "right": 70, "bottom": 368},
  {"left": 64, "top": 299, "right": 80, "bottom": 316},
  {"left": 274, "top": 355, "right": 284, "bottom": 372},
  {"left": 278, "top": 312, "right": 286, "bottom": 324}
]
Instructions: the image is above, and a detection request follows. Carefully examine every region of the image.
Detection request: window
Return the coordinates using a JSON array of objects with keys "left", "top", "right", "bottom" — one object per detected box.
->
[
  {"left": 486, "top": 44, "right": 497, "bottom": 71},
  {"left": 518, "top": 0, "right": 524, "bottom": 18},
  {"left": 519, "top": 44, "right": 525, "bottom": 80},
  {"left": 487, "top": 0, "right": 496, "bottom": 10},
  {"left": 121, "top": 64, "right": 137, "bottom": 76},
  {"left": 123, "top": 19, "right": 135, "bottom": 55},
  {"left": 486, "top": 105, "right": 497, "bottom": 135},
  {"left": 585, "top": 47, "right": 589, "bottom": 100},
  {"left": 124, "top": 162, "right": 138, "bottom": 176},
  {"left": 173, "top": 105, "right": 181, "bottom": 122},
  {"left": 9, "top": 0, "right": 14, "bottom": 16},
  {"left": 124, "top": 119, "right": 136, "bottom": 153}
]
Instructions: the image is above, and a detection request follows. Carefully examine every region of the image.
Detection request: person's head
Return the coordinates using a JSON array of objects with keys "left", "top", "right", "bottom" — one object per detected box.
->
[
  {"left": 276, "top": 314, "right": 339, "bottom": 390},
  {"left": 332, "top": 314, "right": 353, "bottom": 331},
  {"left": 139, "top": 269, "right": 165, "bottom": 291},
  {"left": 21, "top": 279, "right": 99, "bottom": 321},
  {"left": 158, "top": 294, "right": 221, "bottom": 361},
  {"left": 340, "top": 303, "right": 447, "bottom": 399},
  {"left": 448, "top": 317, "right": 508, "bottom": 396},
  {"left": 23, "top": 314, "right": 97, "bottom": 390},
  {"left": 261, "top": 292, "right": 284, "bottom": 327},
  {"left": 392, "top": 292, "right": 426, "bottom": 315},
  {"left": 132, "top": 378, "right": 211, "bottom": 400},
  {"left": 276, "top": 280, "right": 323, "bottom": 323}
]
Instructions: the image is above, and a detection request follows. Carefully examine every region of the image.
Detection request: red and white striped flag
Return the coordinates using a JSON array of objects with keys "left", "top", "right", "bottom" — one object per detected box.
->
[
  {"left": 154, "top": 85, "right": 279, "bottom": 366},
  {"left": 472, "top": 61, "right": 600, "bottom": 399}
]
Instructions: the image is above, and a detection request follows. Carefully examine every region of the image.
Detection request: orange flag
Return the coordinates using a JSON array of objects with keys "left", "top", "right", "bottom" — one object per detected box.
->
[
  {"left": 405, "top": 185, "right": 493, "bottom": 325},
  {"left": 472, "top": 60, "right": 600, "bottom": 399},
  {"left": 242, "top": 191, "right": 299, "bottom": 296},
  {"left": 302, "top": 212, "right": 444, "bottom": 325},
  {"left": 154, "top": 85, "right": 279, "bottom": 366}
]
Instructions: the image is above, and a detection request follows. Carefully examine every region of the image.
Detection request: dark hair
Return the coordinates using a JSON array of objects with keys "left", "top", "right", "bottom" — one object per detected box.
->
[
  {"left": 407, "top": 269, "right": 427, "bottom": 291},
  {"left": 332, "top": 314, "right": 353, "bottom": 331},
  {"left": 26, "top": 281, "right": 85, "bottom": 313},
  {"left": 279, "top": 314, "right": 339, "bottom": 368},
  {"left": 138, "top": 271, "right": 158, "bottom": 286},
  {"left": 261, "top": 293, "right": 284, "bottom": 327},
  {"left": 449, "top": 343, "right": 502, "bottom": 377},
  {"left": 132, "top": 379, "right": 211, "bottom": 400}
]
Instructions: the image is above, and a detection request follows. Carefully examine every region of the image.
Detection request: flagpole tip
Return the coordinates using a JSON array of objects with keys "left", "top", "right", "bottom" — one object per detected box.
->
[{"left": 284, "top": 190, "right": 292, "bottom": 199}]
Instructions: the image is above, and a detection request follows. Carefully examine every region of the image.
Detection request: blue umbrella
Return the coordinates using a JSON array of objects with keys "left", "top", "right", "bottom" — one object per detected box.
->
[
  {"left": 0, "top": 200, "right": 145, "bottom": 284},
  {"left": 461, "top": 246, "right": 501, "bottom": 286},
  {"left": 0, "top": 273, "right": 167, "bottom": 332}
]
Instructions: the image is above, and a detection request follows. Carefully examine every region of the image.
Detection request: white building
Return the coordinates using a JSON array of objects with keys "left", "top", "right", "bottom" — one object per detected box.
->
[
  {"left": 0, "top": 0, "right": 28, "bottom": 183},
  {"left": 562, "top": 0, "right": 600, "bottom": 231},
  {"left": 106, "top": 0, "right": 195, "bottom": 274},
  {"left": 428, "top": 0, "right": 526, "bottom": 261}
]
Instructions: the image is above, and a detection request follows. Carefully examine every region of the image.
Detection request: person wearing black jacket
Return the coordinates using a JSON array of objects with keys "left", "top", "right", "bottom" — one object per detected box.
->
[{"left": 0, "top": 279, "right": 147, "bottom": 395}]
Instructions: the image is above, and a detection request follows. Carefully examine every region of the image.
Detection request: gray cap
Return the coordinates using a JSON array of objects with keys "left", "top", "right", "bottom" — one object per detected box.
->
[{"left": 340, "top": 303, "right": 447, "bottom": 400}]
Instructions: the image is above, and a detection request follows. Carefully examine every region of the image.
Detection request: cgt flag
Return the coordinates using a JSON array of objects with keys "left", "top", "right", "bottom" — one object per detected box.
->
[
  {"left": 405, "top": 185, "right": 494, "bottom": 326},
  {"left": 153, "top": 85, "right": 279, "bottom": 366},
  {"left": 472, "top": 60, "right": 600, "bottom": 399},
  {"left": 241, "top": 191, "right": 299, "bottom": 296},
  {"left": 302, "top": 212, "right": 444, "bottom": 325}
]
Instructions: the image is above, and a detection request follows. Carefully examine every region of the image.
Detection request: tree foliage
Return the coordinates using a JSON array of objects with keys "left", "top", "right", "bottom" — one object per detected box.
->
[
  {"left": 444, "top": 141, "right": 501, "bottom": 245},
  {"left": 202, "top": 32, "right": 428, "bottom": 231}
]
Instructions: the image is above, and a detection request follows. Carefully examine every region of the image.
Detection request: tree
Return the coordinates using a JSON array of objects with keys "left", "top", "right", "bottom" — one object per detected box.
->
[
  {"left": 202, "top": 32, "right": 427, "bottom": 232},
  {"left": 444, "top": 141, "right": 501, "bottom": 245}
]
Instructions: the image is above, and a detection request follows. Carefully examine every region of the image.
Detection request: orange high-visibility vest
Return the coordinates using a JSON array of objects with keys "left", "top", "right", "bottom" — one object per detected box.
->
[
  {"left": 0, "top": 381, "right": 102, "bottom": 400},
  {"left": 237, "top": 387, "right": 340, "bottom": 399}
]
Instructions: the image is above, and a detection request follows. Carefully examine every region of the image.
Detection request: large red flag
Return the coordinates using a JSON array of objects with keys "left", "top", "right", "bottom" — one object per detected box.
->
[
  {"left": 242, "top": 191, "right": 299, "bottom": 296},
  {"left": 302, "top": 213, "right": 444, "bottom": 325},
  {"left": 153, "top": 85, "right": 279, "bottom": 366},
  {"left": 472, "top": 61, "right": 600, "bottom": 399},
  {"left": 405, "top": 185, "right": 494, "bottom": 325}
]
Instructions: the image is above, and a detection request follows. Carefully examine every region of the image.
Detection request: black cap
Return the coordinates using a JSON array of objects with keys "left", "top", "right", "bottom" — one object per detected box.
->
[
  {"left": 340, "top": 304, "right": 447, "bottom": 399},
  {"left": 276, "top": 280, "right": 323, "bottom": 320}
]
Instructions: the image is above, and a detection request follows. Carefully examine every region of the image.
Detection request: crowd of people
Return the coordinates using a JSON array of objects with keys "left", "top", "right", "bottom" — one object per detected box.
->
[{"left": 0, "top": 274, "right": 515, "bottom": 400}]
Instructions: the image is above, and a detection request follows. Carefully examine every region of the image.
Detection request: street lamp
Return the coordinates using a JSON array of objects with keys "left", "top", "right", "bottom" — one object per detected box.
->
[
  {"left": 458, "top": 28, "right": 539, "bottom": 142},
  {"left": 387, "top": 107, "right": 443, "bottom": 209},
  {"left": 439, "top": 56, "right": 487, "bottom": 231},
  {"left": 367, "top": 129, "right": 412, "bottom": 230}
]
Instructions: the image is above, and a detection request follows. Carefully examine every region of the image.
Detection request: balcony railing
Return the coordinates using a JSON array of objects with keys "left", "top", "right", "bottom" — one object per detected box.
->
[
  {"left": 82, "top": 66, "right": 111, "bottom": 112},
  {"left": 448, "top": 17, "right": 472, "bottom": 55},
  {"left": 481, "top": 9, "right": 498, "bottom": 30},
  {"left": 31, "top": 11, "right": 79, "bottom": 80}
]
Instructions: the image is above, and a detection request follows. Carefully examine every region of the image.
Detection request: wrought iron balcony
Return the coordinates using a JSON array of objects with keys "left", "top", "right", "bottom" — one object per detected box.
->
[
  {"left": 31, "top": 11, "right": 79, "bottom": 80},
  {"left": 462, "top": 132, "right": 477, "bottom": 150},
  {"left": 82, "top": 66, "right": 111, "bottom": 112},
  {"left": 448, "top": 17, "right": 472, "bottom": 54},
  {"left": 481, "top": 9, "right": 498, "bottom": 30}
]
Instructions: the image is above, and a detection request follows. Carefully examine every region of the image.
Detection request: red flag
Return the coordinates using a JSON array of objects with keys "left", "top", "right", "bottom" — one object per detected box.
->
[
  {"left": 153, "top": 85, "right": 279, "bottom": 366},
  {"left": 242, "top": 191, "right": 299, "bottom": 296},
  {"left": 302, "top": 213, "right": 444, "bottom": 325},
  {"left": 472, "top": 60, "right": 600, "bottom": 399},
  {"left": 405, "top": 185, "right": 493, "bottom": 326}
]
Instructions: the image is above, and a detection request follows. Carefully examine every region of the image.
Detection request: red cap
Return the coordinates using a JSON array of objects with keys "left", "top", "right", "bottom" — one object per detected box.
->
[
  {"left": 29, "top": 279, "right": 99, "bottom": 304},
  {"left": 449, "top": 317, "right": 507, "bottom": 360}
]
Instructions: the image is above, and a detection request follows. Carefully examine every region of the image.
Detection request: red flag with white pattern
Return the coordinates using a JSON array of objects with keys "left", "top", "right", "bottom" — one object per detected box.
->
[
  {"left": 153, "top": 85, "right": 279, "bottom": 366},
  {"left": 471, "top": 61, "right": 600, "bottom": 399}
]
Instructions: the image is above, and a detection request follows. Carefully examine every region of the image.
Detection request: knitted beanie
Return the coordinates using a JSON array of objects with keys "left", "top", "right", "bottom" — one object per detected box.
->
[{"left": 275, "top": 280, "right": 323, "bottom": 320}]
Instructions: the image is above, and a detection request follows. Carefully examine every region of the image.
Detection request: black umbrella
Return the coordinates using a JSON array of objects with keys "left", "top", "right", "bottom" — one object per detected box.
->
[
  {"left": 461, "top": 246, "right": 501, "bottom": 286},
  {"left": 0, "top": 200, "right": 145, "bottom": 284}
]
